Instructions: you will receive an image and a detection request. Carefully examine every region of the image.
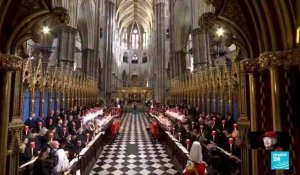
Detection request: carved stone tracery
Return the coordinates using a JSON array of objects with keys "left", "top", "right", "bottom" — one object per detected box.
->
[
  {"left": 241, "top": 49, "right": 300, "bottom": 73},
  {"left": 0, "top": 53, "right": 23, "bottom": 71}
]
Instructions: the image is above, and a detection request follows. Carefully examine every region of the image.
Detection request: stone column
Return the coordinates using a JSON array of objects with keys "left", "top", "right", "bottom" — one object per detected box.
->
[
  {"left": 174, "top": 50, "right": 186, "bottom": 77},
  {"left": 270, "top": 66, "right": 282, "bottom": 131},
  {"left": 82, "top": 48, "right": 95, "bottom": 76},
  {"left": 0, "top": 54, "right": 23, "bottom": 175},
  {"left": 239, "top": 60, "right": 252, "bottom": 175},
  {"left": 57, "top": 26, "right": 77, "bottom": 68},
  {"left": 192, "top": 28, "right": 209, "bottom": 70},
  {"left": 249, "top": 73, "right": 258, "bottom": 175},
  {"left": 169, "top": 0, "right": 175, "bottom": 78},
  {"left": 154, "top": 1, "right": 166, "bottom": 103},
  {"left": 103, "top": 0, "right": 114, "bottom": 102}
]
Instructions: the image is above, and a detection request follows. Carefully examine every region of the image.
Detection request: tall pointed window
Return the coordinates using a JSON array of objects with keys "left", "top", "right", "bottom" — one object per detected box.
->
[
  {"left": 186, "top": 34, "right": 193, "bottom": 72},
  {"left": 143, "top": 32, "right": 147, "bottom": 49},
  {"left": 132, "top": 28, "right": 139, "bottom": 49},
  {"left": 132, "top": 54, "right": 138, "bottom": 64},
  {"left": 122, "top": 29, "right": 127, "bottom": 48}
]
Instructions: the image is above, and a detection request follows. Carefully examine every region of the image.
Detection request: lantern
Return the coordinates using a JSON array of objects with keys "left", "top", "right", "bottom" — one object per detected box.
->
[{"left": 233, "top": 123, "right": 238, "bottom": 130}]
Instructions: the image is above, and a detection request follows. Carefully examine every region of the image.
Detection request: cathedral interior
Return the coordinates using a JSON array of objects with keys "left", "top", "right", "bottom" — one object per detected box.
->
[{"left": 0, "top": 0, "right": 299, "bottom": 175}]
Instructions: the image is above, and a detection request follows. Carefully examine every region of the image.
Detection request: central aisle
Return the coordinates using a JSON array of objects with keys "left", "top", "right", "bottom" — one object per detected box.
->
[{"left": 89, "top": 113, "right": 179, "bottom": 175}]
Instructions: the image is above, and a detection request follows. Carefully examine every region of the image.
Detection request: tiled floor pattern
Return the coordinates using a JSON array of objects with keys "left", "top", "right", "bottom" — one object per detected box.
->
[{"left": 89, "top": 112, "right": 179, "bottom": 175}]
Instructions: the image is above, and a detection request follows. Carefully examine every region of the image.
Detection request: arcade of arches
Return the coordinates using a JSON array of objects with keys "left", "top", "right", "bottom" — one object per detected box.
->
[{"left": 0, "top": 0, "right": 299, "bottom": 175}]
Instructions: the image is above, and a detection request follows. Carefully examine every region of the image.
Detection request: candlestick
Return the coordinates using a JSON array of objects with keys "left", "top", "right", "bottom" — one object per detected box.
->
[
  {"left": 86, "top": 133, "right": 90, "bottom": 143},
  {"left": 222, "top": 120, "right": 225, "bottom": 129},
  {"left": 229, "top": 137, "right": 234, "bottom": 153},
  {"left": 63, "top": 127, "right": 66, "bottom": 136},
  {"left": 49, "top": 133, "right": 54, "bottom": 141},
  {"left": 178, "top": 132, "right": 182, "bottom": 142},
  {"left": 212, "top": 130, "right": 216, "bottom": 142},
  {"left": 186, "top": 139, "right": 190, "bottom": 150},
  {"left": 77, "top": 140, "right": 82, "bottom": 147},
  {"left": 30, "top": 142, "right": 35, "bottom": 156},
  {"left": 24, "top": 126, "right": 29, "bottom": 135}
]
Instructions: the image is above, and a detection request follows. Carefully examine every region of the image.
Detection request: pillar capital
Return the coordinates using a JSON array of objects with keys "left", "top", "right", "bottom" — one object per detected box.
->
[
  {"left": 198, "top": 12, "right": 217, "bottom": 30},
  {"left": 0, "top": 53, "right": 23, "bottom": 71}
]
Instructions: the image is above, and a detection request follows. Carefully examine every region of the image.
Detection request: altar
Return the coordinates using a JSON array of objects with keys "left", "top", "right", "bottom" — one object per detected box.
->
[{"left": 116, "top": 87, "right": 153, "bottom": 101}]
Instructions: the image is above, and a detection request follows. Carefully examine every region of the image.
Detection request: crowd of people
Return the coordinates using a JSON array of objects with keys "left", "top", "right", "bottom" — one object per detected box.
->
[
  {"left": 150, "top": 104, "right": 240, "bottom": 175},
  {"left": 20, "top": 105, "right": 120, "bottom": 175}
]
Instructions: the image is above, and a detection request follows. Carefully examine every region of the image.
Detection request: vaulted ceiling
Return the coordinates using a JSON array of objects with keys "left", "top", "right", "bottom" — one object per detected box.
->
[{"left": 116, "top": 0, "right": 154, "bottom": 33}]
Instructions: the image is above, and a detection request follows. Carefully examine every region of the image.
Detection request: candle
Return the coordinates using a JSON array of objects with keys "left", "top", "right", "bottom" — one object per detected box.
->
[
  {"left": 86, "top": 133, "right": 90, "bottom": 142},
  {"left": 49, "top": 133, "right": 54, "bottom": 141},
  {"left": 77, "top": 140, "right": 82, "bottom": 147},
  {"left": 178, "top": 132, "right": 182, "bottom": 142},
  {"left": 24, "top": 126, "right": 29, "bottom": 135},
  {"left": 30, "top": 141, "right": 36, "bottom": 149},
  {"left": 200, "top": 125, "right": 203, "bottom": 134},
  {"left": 229, "top": 137, "right": 234, "bottom": 153},
  {"left": 212, "top": 130, "right": 216, "bottom": 142},
  {"left": 30, "top": 142, "right": 35, "bottom": 155},
  {"left": 63, "top": 127, "right": 67, "bottom": 136},
  {"left": 186, "top": 139, "right": 190, "bottom": 150},
  {"left": 38, "top": 122, "right": 42, "bottom": 130},
  {"left": 222, "top": 120, "right": 225, "bottom": 129},
  {"left": 234, "top": 123, "right": 238, "bottom": 130}
]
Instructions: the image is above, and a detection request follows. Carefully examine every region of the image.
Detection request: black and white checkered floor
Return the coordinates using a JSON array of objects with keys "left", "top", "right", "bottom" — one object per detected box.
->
[{"left": 89, "top": 113, "right": 179, "bottom": 175}]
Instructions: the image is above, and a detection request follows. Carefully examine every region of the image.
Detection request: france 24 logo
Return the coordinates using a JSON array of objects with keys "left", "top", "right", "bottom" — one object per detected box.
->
[{"left": 271, "top": 151, "right": 289, "bottom": 170}]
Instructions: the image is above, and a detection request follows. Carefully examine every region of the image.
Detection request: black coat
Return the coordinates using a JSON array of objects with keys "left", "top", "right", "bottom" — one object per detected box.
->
[
  {"left": 33, "top": 159, "right": 49, "bottom": 175},
  {"left": 24, "top": 118, "right": 36, "bottom": 131}
]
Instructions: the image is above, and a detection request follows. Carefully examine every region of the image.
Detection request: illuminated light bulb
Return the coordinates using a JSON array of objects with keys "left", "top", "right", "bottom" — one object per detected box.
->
[
  {"left": 216, "top": 28, "right": 225, "bottom": 36},
  {"left": 42, "top": 26, "right": 50, "bottom": 34}
]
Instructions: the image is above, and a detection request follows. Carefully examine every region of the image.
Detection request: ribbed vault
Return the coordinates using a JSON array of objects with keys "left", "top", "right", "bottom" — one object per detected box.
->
[{"left": 116, "top": 0, "right": 153, "bottom": 33}]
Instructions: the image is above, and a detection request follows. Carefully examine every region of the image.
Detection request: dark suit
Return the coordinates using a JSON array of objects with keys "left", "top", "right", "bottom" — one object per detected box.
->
[
  {"left": 35, "top": 117, "right": 45, "bottom": 132},
  {"left": 24, "top": 118, "right": 36, "bottom": 131},
  {"left": 33, "top": 159, "right": 49, "bottom": 175},
  {"left": 56, "top": 125, "right": 65, "bottom": 141},
  {"left": 46, "top": 115, "right": 55, "bottom": 130},
  {"left": 225, "top": 116, "right": 235, "bottom": 133}
]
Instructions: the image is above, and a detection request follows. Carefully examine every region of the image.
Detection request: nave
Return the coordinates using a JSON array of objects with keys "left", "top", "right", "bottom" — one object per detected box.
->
[{"left": 89, "top": 113, "right": 179, "bottom": 175}]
